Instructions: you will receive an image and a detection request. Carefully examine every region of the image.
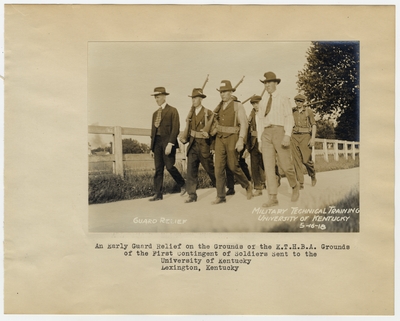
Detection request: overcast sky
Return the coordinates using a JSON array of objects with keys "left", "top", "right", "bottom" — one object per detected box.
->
[{"left": 88, "top": 41, "right": 311, "bottom": 147}]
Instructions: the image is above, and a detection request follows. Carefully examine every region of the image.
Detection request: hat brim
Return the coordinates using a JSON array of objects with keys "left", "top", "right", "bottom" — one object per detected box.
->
[
  {"left": 188, "top": 94, "right": 206, "bottom": 98},
  {"left": 216, "top": 88, "right": 236, "bottom": 92},
  {"left": 260, "top": 79, "right": 281, "bottom": 84},
  {"left": 151, "top": 92, "right": 169, "bottom": 96}
]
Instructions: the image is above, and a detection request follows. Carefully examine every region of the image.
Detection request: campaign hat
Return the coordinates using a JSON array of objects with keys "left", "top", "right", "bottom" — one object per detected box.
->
[
  {"left": 294, "top": 94, "right": 306, "bottom": 102},
  {"left": 217, "top": 80, "right": 236, "bottom": 92},
  {"left": 260, "top": 71, "right": 281, "bottom": 84},
  {"left": 189, "top": 88, "right": 206, "bottom": 98},
  {"left": 151, "top": 87, "right": 170, "bottom": 96},
  {"left": 250, "top": 95, "right": 262, "bottom": 104}
]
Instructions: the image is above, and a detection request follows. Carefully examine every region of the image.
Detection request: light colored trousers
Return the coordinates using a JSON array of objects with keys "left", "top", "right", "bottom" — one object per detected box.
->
[{"left": 261, "top": 126, "right": 297, "bottom": 195}]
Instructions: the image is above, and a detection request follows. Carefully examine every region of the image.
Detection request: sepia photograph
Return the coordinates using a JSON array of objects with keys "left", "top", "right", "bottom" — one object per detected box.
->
[
  {"left": 4, "top": 4, "right": 394, "bottom": 316},
  {"left": 88, "top": 41, "right": 360, "bottom": 233}
]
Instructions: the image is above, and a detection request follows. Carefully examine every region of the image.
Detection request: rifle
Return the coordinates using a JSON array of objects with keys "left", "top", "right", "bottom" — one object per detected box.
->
[
  {"left": 202, "top": 76, "right": 246, "bottom": 135},
  {"left": 242, "top": 87, "right": 267, "bottom": 105},
  {"left": 304, "top": 100, "right": 324, "bottom": 107},
  {"left": 179, "top": 75, "right": 209, "bottom": 144}
]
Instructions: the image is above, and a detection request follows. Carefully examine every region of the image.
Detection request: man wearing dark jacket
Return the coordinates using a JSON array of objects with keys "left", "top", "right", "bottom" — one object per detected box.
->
[
  {"left": 181, "top": 88, "right": 216, "bottom": 203},
  {"left": 149, "top": 87, "right": 185, "bottom": 201}
]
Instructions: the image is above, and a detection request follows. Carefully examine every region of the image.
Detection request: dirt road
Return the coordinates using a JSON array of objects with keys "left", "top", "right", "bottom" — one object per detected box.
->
[{"left": 89, "top": 167, "right": 359, "bottom": 233}]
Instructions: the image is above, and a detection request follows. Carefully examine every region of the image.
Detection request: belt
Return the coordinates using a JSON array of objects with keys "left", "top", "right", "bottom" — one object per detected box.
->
[
  {"left": 190, "top": 130, "right": 207, "bottom": 139},
  {"left": 293, "top": 132, "right": 311, "bottom": 135},
  {"left": 264, "top": 125, "right": 283, "bottom": 129},
  {"left": 293, "top": 126, "right": 311, "bottom": 134},
  {"left": 251, "top": 130, "right": 258, "bottom": 137},
  {"left": 217, "top": 125, "right": 240, "bottom": 134}
]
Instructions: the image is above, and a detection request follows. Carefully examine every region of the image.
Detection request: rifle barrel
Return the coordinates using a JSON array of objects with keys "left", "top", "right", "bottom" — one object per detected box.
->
[{"left": 201, "top": 74, "right": 209, "bottom": 90}]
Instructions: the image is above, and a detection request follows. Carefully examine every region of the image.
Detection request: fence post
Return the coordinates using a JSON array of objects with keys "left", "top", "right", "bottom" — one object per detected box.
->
[
  {"left": 344, "top": 141, "right": 348, "bottom": 160},
  {"left": 323, "top": 139, "right": 329, "bottom": 162},
  {"left": 333, "top": 140, "right": 339, "bottom": 161},
  {"left": 114, "top": 126, "right": 124, "bottom": 176},
  {"left": 351, "top": 142, "right": 356, "bottom": 160}
]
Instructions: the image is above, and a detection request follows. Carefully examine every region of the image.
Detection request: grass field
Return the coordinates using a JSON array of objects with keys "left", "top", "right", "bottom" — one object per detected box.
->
[
  {"left": 89, "top": 155, "right": 359, "bottom": 204},
  {"left": 266, "top": 185, "right": 359, "bottom": 232}
]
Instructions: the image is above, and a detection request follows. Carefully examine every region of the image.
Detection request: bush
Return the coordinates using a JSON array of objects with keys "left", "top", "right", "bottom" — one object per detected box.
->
[{"left": 89, "top": 168, "right": 214, "bottom": 204}]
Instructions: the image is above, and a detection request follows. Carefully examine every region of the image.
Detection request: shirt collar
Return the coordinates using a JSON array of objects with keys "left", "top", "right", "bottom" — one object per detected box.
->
[
  {"left": 160, "top": 102, "right": 167, "bottom": 109},
  {"left": 270, "top": 89, "right": 278, "bottom": 98},
  {"left": 223, "top": 98, "right": 233, "bottom": 106},
  {"left": 297, "top": 106, "right": 305, "bottom": 113},
  {"left": 195, "top": 105, "right": 203, "bottom": 114}
]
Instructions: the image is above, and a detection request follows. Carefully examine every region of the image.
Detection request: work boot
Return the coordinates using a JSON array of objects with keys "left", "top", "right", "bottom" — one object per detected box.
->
[
  {"left": 246, "top": 184, "right": 253, "bottom": 200},
  {"left": 185, "top": 195, "right": 197, "bottom": 203},
  {"left": 262, "top": 194, "right": 278, "bottom": 207},
  {"left": 212, "top": 197, "right": 226, "bottom": 205},
  {"left": 226, "top": 188, "right": 235, "bottom": 196},
  {"left": 253, "top": 189, "right": 263, "bottom": 197},
  {"left": 291, "top": 183, "right": 300, "bottom": 202},
  {"left": 180, "top": 183, "right": 187, "bottom": 196},
  {"left": 149, "top": 195, "right": 163, "bottom": 202},
  {"left": 311, "top": 176, "right": 317, "bottom": 187}
]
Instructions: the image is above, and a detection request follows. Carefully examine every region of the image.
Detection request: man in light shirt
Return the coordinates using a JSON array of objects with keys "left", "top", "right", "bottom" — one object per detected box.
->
[{"left": 257, "top": 72, "right": 300, "bottom": 207}]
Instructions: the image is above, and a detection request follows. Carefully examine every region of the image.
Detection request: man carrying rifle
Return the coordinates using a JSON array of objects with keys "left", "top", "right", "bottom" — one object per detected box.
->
[
  {"left": 291, "top": 94, "right": 317, "bottom": 189},
  {"left": 181, "top": 88, "right": 216, "bottom": 203},
  {"left": 225, "top": 94, "right": 252, "bottom": 196},
  {"left": 247, "top": 95, "right": 266, "bottom": 196},
  {"left": 210, "top": 80, "right": 253, "bottom": 205}
]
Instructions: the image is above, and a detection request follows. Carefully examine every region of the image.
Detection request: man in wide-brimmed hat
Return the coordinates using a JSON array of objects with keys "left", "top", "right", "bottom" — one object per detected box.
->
[
  {"left": 210, "top": 80, "right": 253, "bottom": 204},
  {"left": 149, "top": 87, "right": 186, "bottom": 201},
  {"left": 246, "top": 95, "right": 266, "bottom": 196},
  {"left": 291, "top": 93, "right": 317, "bottom": 189},
  {"left": 183, "top": 88, "right": 216, "bottom": 203},
  {"left": 225, "top": 95, "right": 252, "bottom": 196},
  {"left": 257, "top": 72, "right": 300, "bottom": 207}
]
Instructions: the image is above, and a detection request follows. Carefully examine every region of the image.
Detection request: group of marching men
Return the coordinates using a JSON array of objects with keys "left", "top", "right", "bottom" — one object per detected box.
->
[{"left": 149, "top": 71, "right": 317, "bottom": 207}]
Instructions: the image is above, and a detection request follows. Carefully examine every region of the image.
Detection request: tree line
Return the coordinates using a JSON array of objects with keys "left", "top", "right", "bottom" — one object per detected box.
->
[
  {"left": 90, "top": 138, "right": 150, "bottom": 154},
  {"left": 297, "top": 41, "right": 360, "bottom": 142}
]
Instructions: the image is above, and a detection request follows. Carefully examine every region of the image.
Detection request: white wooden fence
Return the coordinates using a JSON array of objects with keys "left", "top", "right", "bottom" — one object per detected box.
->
[
  {"left": 312, "top": 138, "right": 359, "bottom": 162},
  {"left": 88, "top": 125, "right": 359, "bottom": 176}
]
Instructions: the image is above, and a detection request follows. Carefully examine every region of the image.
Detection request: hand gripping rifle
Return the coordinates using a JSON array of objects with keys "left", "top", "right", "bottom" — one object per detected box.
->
[
  {"left": 179, "top": 74, "right": 209, "bottom": 144},
  {"left": 202, "top": 76, "right": 245, "bottom": 135}
]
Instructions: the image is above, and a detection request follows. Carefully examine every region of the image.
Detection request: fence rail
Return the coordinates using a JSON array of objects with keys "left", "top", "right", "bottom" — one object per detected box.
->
[{"left": 88, "top": 125, "right": 360, "bottom": 176}]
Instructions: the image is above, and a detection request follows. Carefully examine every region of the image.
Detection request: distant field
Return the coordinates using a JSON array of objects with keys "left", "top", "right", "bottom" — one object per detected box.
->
[
  {"left": 89, "top": 153, "right": 185, "bottom": 175},
  {"left": 89, "top": 153, "right": 359, "bottom": 176}
]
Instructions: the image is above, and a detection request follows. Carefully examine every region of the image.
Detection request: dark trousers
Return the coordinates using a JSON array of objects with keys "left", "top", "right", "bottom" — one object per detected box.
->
[
  {"left": 153, "top": 136, "right": 185, "bottom": 197},
  {"left": 186, "top": 140, "right": 216, "bottom": 198},
  {"left": 291, "top": 133, "right": 316, "bottom": 184},
  {"left": 226, "top": 148, "right": 251, "bottom": 189},
  {"left": 215, "top": 134, "right": 250, "bottom": 198},
  {"left": 249, "top": 144, "right": 266, "bottom": 190}
]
